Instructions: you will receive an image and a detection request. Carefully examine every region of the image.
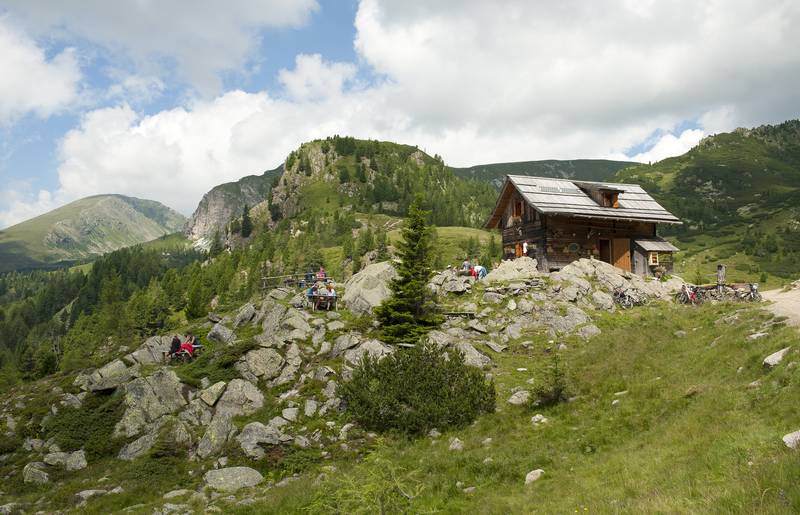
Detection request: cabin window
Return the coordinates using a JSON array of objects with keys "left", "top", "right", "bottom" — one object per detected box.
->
[
  {"left": 513, "top": 200, "right": 524, "bottom": 218},
  {"left": 602, "top": 192, "right": 619, "bottom": 208},
  {"left": 648, "top": 252, "right": 659, "bottom": 266}
]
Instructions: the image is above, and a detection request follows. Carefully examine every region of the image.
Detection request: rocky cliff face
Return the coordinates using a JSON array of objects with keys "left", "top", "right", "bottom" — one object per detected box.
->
[{"left": 184, "top": 166, "right": 282, "bottom": 246}]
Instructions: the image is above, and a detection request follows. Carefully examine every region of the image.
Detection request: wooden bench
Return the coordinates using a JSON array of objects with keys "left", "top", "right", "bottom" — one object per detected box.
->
[{"left": 442, "top": 311, "right": 476, "bottom": 319}]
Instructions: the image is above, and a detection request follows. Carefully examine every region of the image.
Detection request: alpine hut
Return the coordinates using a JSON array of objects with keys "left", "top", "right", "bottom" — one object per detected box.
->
[{"left": 484, "top": 175, "right": 681, "bottom": 276}]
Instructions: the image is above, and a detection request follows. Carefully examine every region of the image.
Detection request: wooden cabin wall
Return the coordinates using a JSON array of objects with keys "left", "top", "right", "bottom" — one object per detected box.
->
[{"left": 538, "top": 216, "right": 655, "bottom": 270}]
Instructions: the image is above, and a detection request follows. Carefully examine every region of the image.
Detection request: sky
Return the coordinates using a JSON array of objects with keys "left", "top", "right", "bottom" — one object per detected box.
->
[{"left": 1, "top": 0, "right": 799, "bottom": 228}]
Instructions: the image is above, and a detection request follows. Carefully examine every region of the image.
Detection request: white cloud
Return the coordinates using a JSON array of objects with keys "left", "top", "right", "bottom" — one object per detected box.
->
[
  {"left": 4, "top": 0, "right": 800, "bottom": 228},
  {"left": 279, "top": 54, "right": 357, "bottom": 102},
  {"left": 3, "top": 0, "right": 320, "bottom": 94},
  {"left": 0, "top": 188, "right": 56, "bottom": 228},
  {"left": 626, "top": 129, "right": 705, "bottom": 164},
  {"left": 0, "top": 16, "right": 81, "bottom": 124}
]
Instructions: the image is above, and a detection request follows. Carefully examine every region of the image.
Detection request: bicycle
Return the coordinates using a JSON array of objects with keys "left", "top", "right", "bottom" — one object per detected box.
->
[
  {"left": 735, "top": 283, "right": 762, "bottom": 302},
  {"left": 675, "top": 284, "right": 704, "bottom": 305}
]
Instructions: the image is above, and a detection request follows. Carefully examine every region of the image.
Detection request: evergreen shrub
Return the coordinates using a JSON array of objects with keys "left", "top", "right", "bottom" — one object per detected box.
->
[{"left": 339, "top": 342, "right": 495, "bottom": 435}]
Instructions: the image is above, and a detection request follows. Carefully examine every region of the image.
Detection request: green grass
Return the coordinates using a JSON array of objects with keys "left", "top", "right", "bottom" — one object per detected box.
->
[
  {"left": 235, "top": 301, "right": 800, "bottom": 513},
  {"left": 389, "top": 226, "right": 496, "bottom": 266}
]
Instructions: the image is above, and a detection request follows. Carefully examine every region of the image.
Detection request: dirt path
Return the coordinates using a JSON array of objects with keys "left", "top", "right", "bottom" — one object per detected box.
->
[{"left": 762, "top": 285, "right": 800, "bottom": 327}]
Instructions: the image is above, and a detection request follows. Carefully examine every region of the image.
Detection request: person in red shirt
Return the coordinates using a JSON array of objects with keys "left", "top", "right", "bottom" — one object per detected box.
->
[{"left": 180, "top": 333, "right": 196, "bottom": 357}]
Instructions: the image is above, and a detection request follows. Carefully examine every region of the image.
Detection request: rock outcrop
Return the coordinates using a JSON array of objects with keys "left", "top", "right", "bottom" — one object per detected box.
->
[
  {"left": 342, "top": 261, "right": 397, "bottom": 315},
  {"left": 203, "top": 466, "right": 263, "bottom": 492}
]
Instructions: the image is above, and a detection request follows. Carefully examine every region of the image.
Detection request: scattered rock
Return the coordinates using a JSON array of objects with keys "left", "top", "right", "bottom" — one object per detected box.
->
[
  {"left": 482, "top": 292, "right": 505, "bottom": 304},
  {"left": 236, "top": 422, "right": 292, "bottom": 459},
  {"left": 114, "top": 369, "right": 187, "bottom": 438},
  {"left": 208, "top": 323, "right": 235, "bottom": 344},
  {"left": 43, "top": 449, "right": 86, "bottom": 471},
  {"left": 233, "top": 303, "right": 256, "bottom": 328},
  {"left": 118, "top": 432, "right": 157, "bottom": 461},
  {"left": 240, "top": 348, "right": 285, "bottom": 380},
  {"left": 428, "top": 428, "right": 441, "bottom": 438},
  {"left": 485, "top": 341, "right": 507, "bottom": 353},
  {"left": 448, "top": 437, "right": 464, "bottom": 451},
  {"left": 467, "top": 319, "right": 488, "bottom": 334},
  {"left": 591, "top": 290, "right": 614, "bottom": 311},
  {"left": 199, "top": 381, "right": 227, "bottom": 407},
  {"left": 75, "top": 489, "right": 106, "bottom": 503},
  {"left": 783, "top": 430, "right": 800, "bottom": 449},
  {"left": 282, "top": 407, "right": 299, "bottom": 422},
  {"left": 343, "top": 339, "right": 394, "bottom": 366},
  {"left": 525, "top": 469, "right": 544, "bottom": 485},
  {"left": 531, "top": 414, "right": 548, "bottom": 425},
  {"left": 22, "top": 462, "right": 49, "bottom": 484},
  {"left": 748, "top": 332, "right": 769, "bottom": 341},
  {"left": 674, "top": 330, "right": 687, "bottom": 338},
  {"left": 454, "top": 342, "right": 491, "bottom": 368},
  {"left": 304, "top": 399, "right": 318, "bottom": 418},
  {"left": 327, "top": 320, "right": 346, "bottom": 332},
  {"left": 507, "top": 391, "right": 531, "bottom": 405},
  {"left": 763, "top": 347, "right": 792, "bottom": 368},
  {"left": 203, "top": 467, "right": 263, "bottom": 492}
]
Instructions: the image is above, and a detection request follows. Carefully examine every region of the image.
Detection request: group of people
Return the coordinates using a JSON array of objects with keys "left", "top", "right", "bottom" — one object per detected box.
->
[
  {"left": 461, "top": 258, "right": 488, "bottom": 279},
  {"left": 307, "top": 280, "right": 337, "bottom": 310},
  {"left": 166, "top": 333, "right": 202, "bottom": 361}
]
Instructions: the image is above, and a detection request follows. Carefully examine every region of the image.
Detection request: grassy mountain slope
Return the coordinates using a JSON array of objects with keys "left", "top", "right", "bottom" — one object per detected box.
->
[
  {"left": 4, "top": 295, "right": 794, "bottom": 513},
  {"left": 614, "top": 120, "right": 800, "bottom": 283},
  {"left": 0, "top": 195, "right": 186, "bottom": 273},
  {"left": 241, "top": 301, "right": 799, "bottom": 514},
  {"left": 451, "top": 159, "right": 636, "bottom": 188}
]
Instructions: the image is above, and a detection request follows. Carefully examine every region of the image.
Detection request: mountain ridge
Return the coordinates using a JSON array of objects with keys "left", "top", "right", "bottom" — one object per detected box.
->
[{"left": 0, "top": 194, "right": 186, "bottom": 273}]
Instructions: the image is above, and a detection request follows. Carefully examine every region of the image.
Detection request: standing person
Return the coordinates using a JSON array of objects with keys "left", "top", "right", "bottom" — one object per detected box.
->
[
  {"left": 523, "top": 241, "right": 528, "bottom": 257},
  {"left": 716, "top": 264, "right": 726, "bottom": 295},
  {"left": 317, "top": 266, "right": 327, "bottom": 281}
]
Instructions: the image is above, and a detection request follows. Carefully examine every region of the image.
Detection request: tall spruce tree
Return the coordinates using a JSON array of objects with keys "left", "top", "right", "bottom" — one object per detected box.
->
[
  {"left": 241, "top": 204, "right": 253, "bottom": 237},
  {"left": 375, "top": 196, "right": 440, "bottom": 344}
]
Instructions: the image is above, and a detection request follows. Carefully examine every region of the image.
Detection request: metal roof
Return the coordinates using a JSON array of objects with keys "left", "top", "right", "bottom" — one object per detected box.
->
[
  {"left": 633, "top": 237, "right": 680, "bottom": 252},
  {"left": 486, "top": 175, "right": 681, "bottom": 227}
]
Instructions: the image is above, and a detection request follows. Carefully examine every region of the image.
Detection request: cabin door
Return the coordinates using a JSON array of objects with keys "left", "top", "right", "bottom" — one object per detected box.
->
[
  {"left": 612, "top": 238, "right": 632, "bottom": 272},
  {"left": 515, "top": 243, "right": 523, "bottom": 258},
  {"left": 599, "top": 239, "right": 612, "bottom": 264}
]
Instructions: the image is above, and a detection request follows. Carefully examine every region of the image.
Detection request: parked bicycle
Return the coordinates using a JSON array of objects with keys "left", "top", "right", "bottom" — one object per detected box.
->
[
  {"left": 675, "top": 284, "right": 704, "bottom": 305},
  {"left": 613, "top": 287, "right": 650, "bottom": 309},
  {"left": 735, "top": 283, "right": 762, "bottom": 302}
]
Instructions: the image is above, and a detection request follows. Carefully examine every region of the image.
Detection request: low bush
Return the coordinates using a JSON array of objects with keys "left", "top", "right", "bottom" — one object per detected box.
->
[
  {"left": 43, "top": 390, "right": 125, "bottom": 459},
  {"left": 339, "top": 342, "right": 495, "bottom": 435},
  {"left": 530, "top": 354, "right": 570, "bottom": 408}
]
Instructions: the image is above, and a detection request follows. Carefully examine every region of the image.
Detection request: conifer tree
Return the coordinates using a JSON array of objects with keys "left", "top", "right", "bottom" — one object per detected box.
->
[
  {"left": 241, "top": 204, "right": 253, "bottom": 238},
  {"left": 209, "top": 230, "right": 223, "bottom": 256},
  {"left": 375, "top": 196, "right": 440, "bottom": 344}
]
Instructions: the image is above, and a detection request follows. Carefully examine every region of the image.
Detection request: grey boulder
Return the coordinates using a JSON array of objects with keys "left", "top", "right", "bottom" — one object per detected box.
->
[
  {"left": 342, "top": 261, "right": 397, "bottom": 315},
  {"left": 203, "top": 467, "right": 263, "bottom": 492}
]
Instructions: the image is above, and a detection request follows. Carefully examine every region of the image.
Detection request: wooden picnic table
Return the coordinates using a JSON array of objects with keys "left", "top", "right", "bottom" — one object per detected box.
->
[{"left": 308, "top": 294, "right": 338, "bottom": 311}]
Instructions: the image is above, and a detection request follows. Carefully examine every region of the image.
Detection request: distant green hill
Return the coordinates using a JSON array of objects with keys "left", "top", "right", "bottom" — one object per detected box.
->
[
  {"left": 613, "top": 120, "right": 800, "bottom": 281},
  {"left": 450, "top": 159, "right": 636, "bottom": 188},
  {"left": 0, "top": 195, "right": 186, "bottom": 273}
]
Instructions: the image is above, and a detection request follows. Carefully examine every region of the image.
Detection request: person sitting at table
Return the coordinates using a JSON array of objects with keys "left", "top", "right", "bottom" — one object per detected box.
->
[
  {"left": 307, "top": 284, "right": 318, "bottom": 307},
  {"left": 318, "top": 282, "right": 337, "bottom": 311}
]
